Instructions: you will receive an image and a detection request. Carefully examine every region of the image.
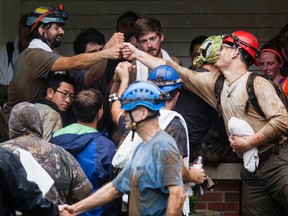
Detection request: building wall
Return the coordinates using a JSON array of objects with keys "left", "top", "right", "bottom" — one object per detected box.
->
[{"left": 1, "top": 0, "right": 283, "bottom": 68}]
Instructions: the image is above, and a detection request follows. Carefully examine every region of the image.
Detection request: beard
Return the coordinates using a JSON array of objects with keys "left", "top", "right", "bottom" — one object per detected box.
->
[
  {"left": 48, "top": 37, "right": 62, "bottom": 49},
  {"left": 43, "top": 33, "right": 62, "bottom": 49}
]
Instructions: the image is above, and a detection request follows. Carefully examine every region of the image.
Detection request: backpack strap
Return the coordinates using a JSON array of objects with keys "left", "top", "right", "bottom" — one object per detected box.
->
[
  {"left": 245, "top": 73, "right": 266, "bottom": 117},
  {"left": 214, "top": 74, "right": 225, "bottom": 116},
  {"left": 6, "top": 42, "right": 15, "bottom": 68}
]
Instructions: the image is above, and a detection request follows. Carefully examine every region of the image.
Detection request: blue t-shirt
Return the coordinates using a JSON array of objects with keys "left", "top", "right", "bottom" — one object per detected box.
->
[{"left": 112, "top": 130, "right": 183, "bottom": 216}]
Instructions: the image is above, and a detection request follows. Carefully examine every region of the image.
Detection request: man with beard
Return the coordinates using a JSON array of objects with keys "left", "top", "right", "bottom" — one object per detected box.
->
[
  {"left": 0, "top": 4, "right": 123, "bottom": 141},
  {"left": 133, "top": 17, "right": 173, "bottom": 81}
]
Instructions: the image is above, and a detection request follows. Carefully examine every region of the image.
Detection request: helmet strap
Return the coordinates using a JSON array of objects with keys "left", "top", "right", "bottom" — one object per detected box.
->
[
  {"left": 128, "top": 110, "right": 159, "bottom": 141},
  {"left": 30, "top": 9, "right": 53, "bottom": 33}
]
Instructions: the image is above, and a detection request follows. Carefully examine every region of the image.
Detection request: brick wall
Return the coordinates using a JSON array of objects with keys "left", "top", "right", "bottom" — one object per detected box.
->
[{"left": 197, "top": 180, "right": 241, "bottom": 216}]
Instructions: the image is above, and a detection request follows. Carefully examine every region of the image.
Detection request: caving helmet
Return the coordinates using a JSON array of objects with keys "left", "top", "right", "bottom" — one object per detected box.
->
[
  {"left": 148, "top": 65, "right": 182, "bottom": 93},
  {"left": 222, "top": 31, "right": 259, "bottom": 66}
]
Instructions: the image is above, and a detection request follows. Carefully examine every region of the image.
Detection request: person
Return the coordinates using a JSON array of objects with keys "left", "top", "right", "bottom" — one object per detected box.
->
[
  {"left": 133, "top": 17, "right": 173, "bottom": 81},
  {"left": 189, "top": 35, "right": 208, "bottom": 69},
  {"left": 122, "top": 30, "right": 288, "bottom": 215},
  {"left": 50, "top": 89, "right": 118, "bottom": 216},
  {"left": 116, "top": 10, "right": 139, "bottom": 42},
  {"left": 0, "top": 147, "right": 74, "bottom": 216},
  {"left": 1, "top": 102, "right": 93, "bottom": 205},
  {"left": 175, "top": 35, "right": 240, "bottom": 163},
  {"left": 279, "top": 24, "right": 288, "bottom": 62},
  {"left": 259, "top": 43, "right": 285, "bottom": 84},
  {"left": 278, "top": 24, "right": 288, "bottom": 97},
  {"left": 70, "top": 28, "right": 123, "bottom": 138},
  {"left": 35, "top": 73, "right": 75, "bottom": 141},
  {"left": 103, "top": 11, "right": 139, "bottom": 87},
  {"left": 60, "top": 81, "right": 186, "bottom": 215},
  {"left": 0, "top": 4, "right": 123, "bottom": 141},
  {"left": 0, "top": 13, "right": 30, "bottom": 108},
  {"left": 110, "top": 63, "right": 205, "bottom": 215}
]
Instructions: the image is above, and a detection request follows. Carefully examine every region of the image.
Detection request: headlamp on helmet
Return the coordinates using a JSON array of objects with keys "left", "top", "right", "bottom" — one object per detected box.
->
[
  {"left": 121, "top": 81, "right": 170, "bottom": 111},
  {"left": 222, "top": 31, "right": 259, "bottom": 66},
  {"left": 27, "top": 4, "right": 68, "bottom": 32}
]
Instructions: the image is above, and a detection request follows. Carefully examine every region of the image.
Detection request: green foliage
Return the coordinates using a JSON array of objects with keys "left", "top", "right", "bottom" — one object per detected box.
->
[{"left": 189, "top": 194, "right": 198, "bottom": 212}]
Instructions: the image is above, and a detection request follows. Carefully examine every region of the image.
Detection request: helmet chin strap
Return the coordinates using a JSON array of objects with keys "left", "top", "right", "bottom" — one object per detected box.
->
[{"left": 128, "top": 111, "right": 159, "bottom": 141}]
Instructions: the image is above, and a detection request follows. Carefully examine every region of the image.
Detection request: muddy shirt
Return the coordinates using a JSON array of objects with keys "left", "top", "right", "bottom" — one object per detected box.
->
[
  {"left": 166, "top": 60, "right": 288, "bottom": 153},
  {"left": 1, "top": 102, "right": 92, "bottom": 205},
  {"left": 112, "top": 130, "right": 183, "bottom": 215},
  {"left": 1, "top": 48, "right": 60, "bottom": 123}
]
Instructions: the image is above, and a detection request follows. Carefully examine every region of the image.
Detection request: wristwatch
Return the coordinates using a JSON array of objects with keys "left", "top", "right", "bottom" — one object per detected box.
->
[{"left": 109, "top": 93, "right": 121, "bottom": 103}]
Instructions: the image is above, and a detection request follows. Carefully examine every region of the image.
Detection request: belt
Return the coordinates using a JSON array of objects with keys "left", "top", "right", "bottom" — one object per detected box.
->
[{"left": 259, "top": 140, "right": 288, "bottom": 163}]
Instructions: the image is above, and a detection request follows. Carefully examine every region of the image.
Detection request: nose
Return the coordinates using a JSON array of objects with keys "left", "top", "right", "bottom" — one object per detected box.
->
[
  {"left": 58, "top": 26, "right": 65, "bottom": 34},
  {"left": 147, "top": 40, "right": 152, "bottom": 47},
  {"left": 64, "top": 96, "right": 72, "bottom": 103}
]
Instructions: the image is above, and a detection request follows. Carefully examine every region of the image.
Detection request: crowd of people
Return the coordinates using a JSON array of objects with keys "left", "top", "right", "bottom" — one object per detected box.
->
[{"left": 0, "top": 3, "right": 287, "bottom": 216}]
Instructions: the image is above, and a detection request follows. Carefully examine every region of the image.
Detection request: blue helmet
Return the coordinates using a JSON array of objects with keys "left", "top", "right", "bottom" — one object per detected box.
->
[
  {"left": 148, "top": 65, "right": 182, "bottom": 93},
  {"left": 121, "top": 81, "right": 169, "bottom": 111},
  {"left": 27, "top": 5, "right": 68, "bottom": 32}
]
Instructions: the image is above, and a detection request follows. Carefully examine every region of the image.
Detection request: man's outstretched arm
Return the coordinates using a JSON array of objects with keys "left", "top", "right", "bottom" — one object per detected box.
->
[{"left": 60, "top": 182, "right": 122, "bottom": 215}]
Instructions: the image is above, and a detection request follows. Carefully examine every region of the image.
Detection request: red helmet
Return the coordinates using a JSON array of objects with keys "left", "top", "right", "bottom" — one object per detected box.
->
[{"left": 222, "top": 31, "right": 259, "bottom": 66}]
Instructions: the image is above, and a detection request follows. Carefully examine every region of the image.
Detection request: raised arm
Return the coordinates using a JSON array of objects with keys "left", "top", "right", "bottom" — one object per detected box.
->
[
  {"left": 110, "top": 61, "right": 131, "bottom": 125},
  {"left": 122, "top": 42, "right": 166, "bottom": 69},
  {"left": 51, "top": 43, "right": 123, "bottom": 72},
  {"left": 83, "top": 32, "right": 125, "bottom": 88}
]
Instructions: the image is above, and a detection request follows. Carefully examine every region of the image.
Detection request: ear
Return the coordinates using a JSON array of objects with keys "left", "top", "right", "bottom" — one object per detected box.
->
[
  {"left": 46, "top": 88, "right": 54, "bottom": 99},
  {"left": 141, "top": 107, "right": 149, "bottom": 120},
  {"left": 96, "top": 106, "right": 104, "bottom": 121},
  {"left": 160, "top": 33, "right": 164, "bottom": 43},
  {"left": 38, "top": 25, "right": 45, "bottom": 35},
  {"left": 231, "top": 48, "right": 240, "bottom": 59}
]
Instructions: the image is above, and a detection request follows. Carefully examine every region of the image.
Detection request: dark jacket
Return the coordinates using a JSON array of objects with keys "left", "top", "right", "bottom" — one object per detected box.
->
[{"left": 0, "top": 147, "right": 59, "bottom": 216}]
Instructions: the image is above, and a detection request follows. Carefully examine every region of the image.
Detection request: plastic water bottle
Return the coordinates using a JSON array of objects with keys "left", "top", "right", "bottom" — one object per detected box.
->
[
  {"left": 192, "top": 156, "right": 204, "bottom": 196},
  {"left": 192, "top": 156, "right": 203, "bottom": 169}
]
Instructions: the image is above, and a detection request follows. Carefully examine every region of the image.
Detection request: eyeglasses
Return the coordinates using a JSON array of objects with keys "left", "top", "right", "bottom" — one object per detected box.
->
[
  {"left": 53, "top": 89, "right": 75, "bottom": 101},
  {"left": 220, "top": 44, "right": 236, "bottom": 52}
]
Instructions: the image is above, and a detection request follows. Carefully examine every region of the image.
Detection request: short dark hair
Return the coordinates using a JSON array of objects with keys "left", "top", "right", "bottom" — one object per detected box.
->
[
  {"left": 73, "top": 28, "right": 106, "bottom": 54},
  {"left": 133, "top": 17, "right": 162, "bottom": 41},
  {"left": 189, "top": 35, "right": 208, "bottom": 54},
  {"left": 73, "top": 89, "right": 103, "bottom": 123},
  {"left": 47, "top": 74, "right": 75, "bottom": 90},
  {"left": 116, "top": 10, "right": 139, "bottom": 30}
]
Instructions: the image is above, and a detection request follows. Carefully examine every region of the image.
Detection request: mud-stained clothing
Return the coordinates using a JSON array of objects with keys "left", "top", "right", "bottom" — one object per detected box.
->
[
  {"left": 2, "top": 135, "right": 92, "bottom": 205},
  {"left": 112, "top": 130, "right": 183, "bottom": 215},
  {"left": 35, "top": 98, "right": 63, "bottom": 141},
  {"left": 1, "top": 102, "right": 92, "bottom": 205},
  {"left": 166, "top": 60, "right": 288, "bottom": 153},
  {"left": 166, "top": 60, "right": 288, "bottom": 215},
  {"left": 118, "top": 115, "right": 188, "bottom": 158},
  {"left": 1, "top": 48, "right": 60, "bottom": 123}
]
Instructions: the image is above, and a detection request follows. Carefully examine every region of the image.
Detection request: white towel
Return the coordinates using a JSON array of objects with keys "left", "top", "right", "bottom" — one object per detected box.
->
[
  {"left": 136, "top": 49, "right": 172, "bottom": 81},
  {"left": 14, "top": 148, "right": 54, "bottom": 196},
  {"left": 228, "top": 117, "right": 259, "bottom": 173}
]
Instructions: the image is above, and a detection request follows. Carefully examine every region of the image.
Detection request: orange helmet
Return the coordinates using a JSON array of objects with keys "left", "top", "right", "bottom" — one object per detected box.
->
[{"left": 222, "top": 31, "right": 259, "bottom": 66}]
